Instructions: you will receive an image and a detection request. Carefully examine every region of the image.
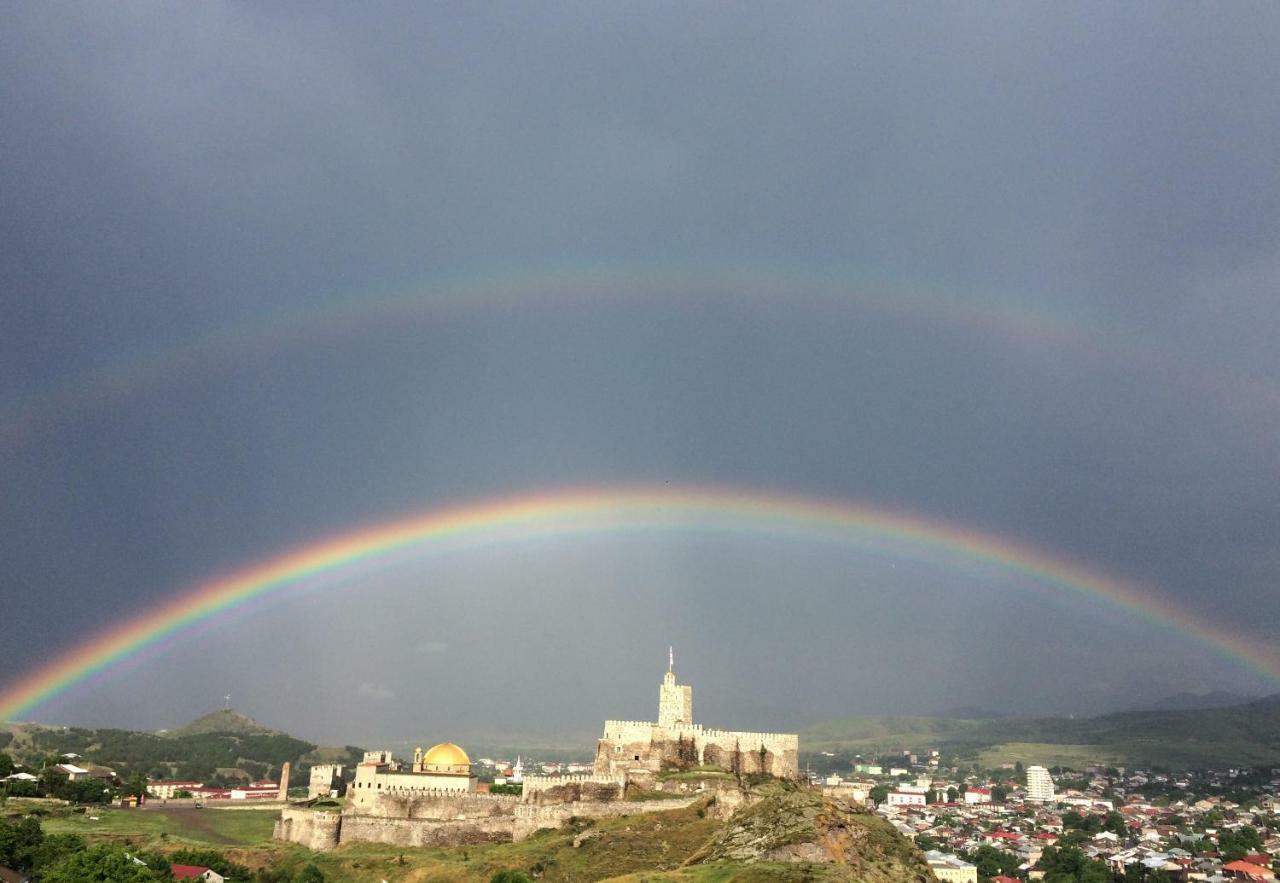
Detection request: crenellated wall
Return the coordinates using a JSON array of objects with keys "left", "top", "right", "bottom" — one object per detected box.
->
[
  {"left": 595, "top": 721, "right": 799, "bottom": 779},
  {"left": 521, "top": 773, "right": 626, "bottom": 805}
]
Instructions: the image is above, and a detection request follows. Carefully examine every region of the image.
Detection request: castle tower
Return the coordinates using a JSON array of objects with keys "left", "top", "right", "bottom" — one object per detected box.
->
[
  {"left": 657, "top": 647, "right": 693, "bottom": 728},
  {"left": 278, "top": 761, "right": 290, "bottom": 802}
]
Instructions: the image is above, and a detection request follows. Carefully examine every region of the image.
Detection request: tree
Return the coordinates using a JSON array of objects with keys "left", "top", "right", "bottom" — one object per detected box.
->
[
  {"left": 169, "top": 847, "right": 252, "bottom": 882},
  {"left": 0, "top": 752, "right": 14, "bottom": 778},
  {"left": 123, "top": 773, "right": 150, "bottom": 800},
  {"left": 947, "top": 787, "right": 959, "bottom": 803},
  {"left": 1038, "top": 845, "right": 1111, "bottom": 883},
  {"left": 965, "top": 844, "right": 1022, "bottom": 880},
  {"left": 916, "top": 834, "right": 942, "bottom": 852},
  {"left": 870, "top": 784, "right": 889, "bottom": 805},
  {"left": 0, "top": 816, "right": 44, "bottom": 871},
  {"left": 41, "top": 844, "right": 169, "bottom": 882},
  {"left": 29, "top": 833, "right": 88, "bottom": 873}
]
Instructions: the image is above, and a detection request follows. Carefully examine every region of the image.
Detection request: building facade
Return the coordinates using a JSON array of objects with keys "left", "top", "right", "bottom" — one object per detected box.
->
[
  {"left": 1026, "top": 765, "right": 1055, "bottom": 802},
  {"left": 349, "top": 743, "right": 477, "bottom": 810}
]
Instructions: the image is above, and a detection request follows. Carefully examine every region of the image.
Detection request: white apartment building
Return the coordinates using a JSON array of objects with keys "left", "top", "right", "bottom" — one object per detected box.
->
[{"left": 1026, "top": 765, "right": 1055, "bottom": 802}]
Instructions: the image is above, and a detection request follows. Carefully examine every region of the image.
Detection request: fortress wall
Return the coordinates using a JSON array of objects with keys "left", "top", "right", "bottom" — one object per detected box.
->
[
  {"left": 601, "top": 720, "right": 660, "bottom": 743},
  {"left": 340, "top": 813, "right": 513, "bottom": 848},
  {"left": 522, "top": 774, "right": 626, "bottom": 805},
  {"left": 365, "top": 790, "right": 519, "bottom": 820},
  {"left": 273, "top": 808, "right": 342, "bottom": 851},
  {"left": 512, "top": 796, "right": 700, "bottom": 842}
]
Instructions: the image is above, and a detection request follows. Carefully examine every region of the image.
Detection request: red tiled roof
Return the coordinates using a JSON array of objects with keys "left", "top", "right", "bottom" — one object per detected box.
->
[
  {"left": 1223, "top": 861, "right": 1271, "bottom": 879},
  {"left": 170, "top": 866, "right": 210, "bottom": 880}
]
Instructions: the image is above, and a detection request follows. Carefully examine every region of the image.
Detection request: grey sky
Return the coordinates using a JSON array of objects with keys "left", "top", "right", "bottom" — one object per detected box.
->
[{"left": 2, "top": 3, "right": 1279, "bottom": 745}]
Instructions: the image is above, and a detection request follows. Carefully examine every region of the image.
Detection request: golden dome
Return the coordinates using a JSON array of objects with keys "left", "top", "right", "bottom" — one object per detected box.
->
[{"left": 422, "top": 742, "right": 470, "bottom": 768}]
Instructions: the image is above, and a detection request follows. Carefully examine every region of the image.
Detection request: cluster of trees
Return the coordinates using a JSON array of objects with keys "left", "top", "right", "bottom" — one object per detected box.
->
[
  {"left": 1061, "top": 808, "right": 1128, "bottom": 838},
  {"left": 0, "top": 817, "right": 328, "bottom": 882},
  {"left": 1215, "top": 825, "right": 1264, "bottom": 862},
  {"left": 960, "top": 843, "right": 1025, "bottom": 879},
  {"left": 1036, "top": 845, "right": 1113, "bottom": 883},
  {"left": 20, "top": 727, "right": 317, "bottom": 785}
]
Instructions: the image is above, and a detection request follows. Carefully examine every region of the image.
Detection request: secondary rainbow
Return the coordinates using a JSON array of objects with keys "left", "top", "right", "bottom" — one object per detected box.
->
[
  {"left": 7, "top": 264, "right": 1273, "bottom": 453},
  {"left": 2, "top": 486, "right": 1275, "bottom": 722}
]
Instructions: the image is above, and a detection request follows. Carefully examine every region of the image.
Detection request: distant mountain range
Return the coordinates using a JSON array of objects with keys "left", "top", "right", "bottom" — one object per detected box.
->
[
  {"left": 801, "top": 693, "right": 1280, "bottom": 769},
  {"left": 1127, "top": 690, "right": 1260, "bottom": 712}
]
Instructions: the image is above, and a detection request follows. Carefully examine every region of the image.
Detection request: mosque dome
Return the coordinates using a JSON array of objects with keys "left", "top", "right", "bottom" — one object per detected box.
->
[{"left": 421, "top": 742, "right": 471, "bottom": 773}]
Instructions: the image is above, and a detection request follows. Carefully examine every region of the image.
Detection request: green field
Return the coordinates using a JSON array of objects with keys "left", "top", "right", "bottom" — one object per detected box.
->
[
  {"left": 975, "top": 742, "right": 1126, "bottom": 769},
  {"left": 39, "top": 804, "right": 280, "bottom": 848}
]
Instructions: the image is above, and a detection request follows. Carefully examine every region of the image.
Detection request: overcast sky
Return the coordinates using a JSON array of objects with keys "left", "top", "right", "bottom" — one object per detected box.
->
[{"left": 3, "top": 3, "right": 1279, "bottom": 747}]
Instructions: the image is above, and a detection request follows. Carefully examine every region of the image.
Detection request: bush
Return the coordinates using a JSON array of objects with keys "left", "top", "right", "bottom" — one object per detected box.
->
[{"left": 490, "top": 871, "right": 535, "bottom": 883}]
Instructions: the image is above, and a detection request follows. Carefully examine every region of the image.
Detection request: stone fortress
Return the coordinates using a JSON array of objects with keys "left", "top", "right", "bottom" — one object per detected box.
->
[
  {"left": 595, "top": 648, "right": 799, "bottom": 780},
  {"left": 274, "top": 651, "right": 799, "bottom": 849}
]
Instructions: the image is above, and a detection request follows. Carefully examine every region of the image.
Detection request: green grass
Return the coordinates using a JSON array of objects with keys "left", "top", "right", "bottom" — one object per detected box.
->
[
  {"left": 40, "top": 805, "right": 279, "bottom": 848},
  {"left": 977, "top": 742, "right": 1126, "bottom": 769}
]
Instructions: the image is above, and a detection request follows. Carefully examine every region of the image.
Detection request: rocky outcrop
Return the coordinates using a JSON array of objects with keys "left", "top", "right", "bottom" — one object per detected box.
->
[{"left": 688, "top": 787, "right": 936, "bottom": 882}]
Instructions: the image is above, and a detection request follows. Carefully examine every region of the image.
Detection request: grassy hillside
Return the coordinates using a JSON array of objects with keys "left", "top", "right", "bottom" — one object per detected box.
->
[
  {"left": 801, "top": 696, "right": 1280, "bottom": 769},
  {"left": 0, "top": 711, "right": 360, "bottom": 786},
  {"left": 11, "top": 782, "right": 934, "bottom": 883}
]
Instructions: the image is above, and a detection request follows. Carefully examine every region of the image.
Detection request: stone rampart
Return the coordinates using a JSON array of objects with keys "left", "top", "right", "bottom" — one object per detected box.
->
[
  {"left": 339, "top": 813, "right": 513, "bottom": 848},
  {"left": 512, "top": 796, "right": 700, "bottom": 841},
  {"left": 366, "top": 790, "right": 519, "bottom": 820},
  {"left": 274, "top": 808, "right": 341, "bottom": 851},
  {"left": 521, "top": 774, "right": 626, "bottom": 806}
]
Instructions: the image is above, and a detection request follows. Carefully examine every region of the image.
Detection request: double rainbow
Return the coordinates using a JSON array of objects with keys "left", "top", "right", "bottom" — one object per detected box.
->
[{"left": 2, "top": 486, "right": 1274, "bottom": 722}]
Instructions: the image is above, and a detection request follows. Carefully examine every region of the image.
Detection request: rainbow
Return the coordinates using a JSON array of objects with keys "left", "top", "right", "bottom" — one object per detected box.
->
[
  {"left": 4, "top": 264, "right": 1275, "bottom": 453},
  {"left": 3, "top": 486, "right": 1277, "bottom": 723}
]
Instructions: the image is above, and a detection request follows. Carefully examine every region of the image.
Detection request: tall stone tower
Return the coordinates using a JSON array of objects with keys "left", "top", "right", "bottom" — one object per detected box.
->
[
  {"left": 278, "top": 761, "right": 291, "bottom": 802},
  {"left": 657, "top": 647, "right": 693, "bottom": 728}
]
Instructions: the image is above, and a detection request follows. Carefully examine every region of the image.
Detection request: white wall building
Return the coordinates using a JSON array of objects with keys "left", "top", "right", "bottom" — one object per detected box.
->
[
  {"left": 888, "top": 790, "right": 927, "bottom": 806},
  {"left": 1027, "top": 765, "right": 1055, "bottom": 802}
]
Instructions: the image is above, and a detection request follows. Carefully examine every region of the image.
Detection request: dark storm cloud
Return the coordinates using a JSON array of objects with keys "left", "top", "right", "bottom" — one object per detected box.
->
[{"left": 2, "top": 2, "right": 1279, "bottom": 739}]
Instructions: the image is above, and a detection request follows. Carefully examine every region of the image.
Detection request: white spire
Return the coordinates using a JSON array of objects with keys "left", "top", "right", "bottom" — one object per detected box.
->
[{"left": 669, "top": 645, "right": 674, "bottom": 673}]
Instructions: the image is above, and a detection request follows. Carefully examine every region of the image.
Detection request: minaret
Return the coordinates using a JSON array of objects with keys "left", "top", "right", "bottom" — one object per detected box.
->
[{"left": 657, "top": 647, "right": 693, "bottom": 729}]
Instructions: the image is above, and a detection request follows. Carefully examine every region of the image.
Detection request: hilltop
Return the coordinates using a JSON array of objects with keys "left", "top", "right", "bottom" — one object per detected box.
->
[
  {"left": 684, "top": 786, "right": 935, "bottom": 882},
  {"left": 802, "top": 694, "right": 1280, "bottom": 769},
  {"left": 170, "top": 708, "right": 279, "bottom": 737}
]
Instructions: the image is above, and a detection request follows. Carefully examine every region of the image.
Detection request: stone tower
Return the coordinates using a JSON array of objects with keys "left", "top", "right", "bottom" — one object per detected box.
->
[
  {"left": 278, "top": 761, "right": 290, "bottom": 802},
  {"left": 657, "top": 647, "right": 693, "bottom": 728}
]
